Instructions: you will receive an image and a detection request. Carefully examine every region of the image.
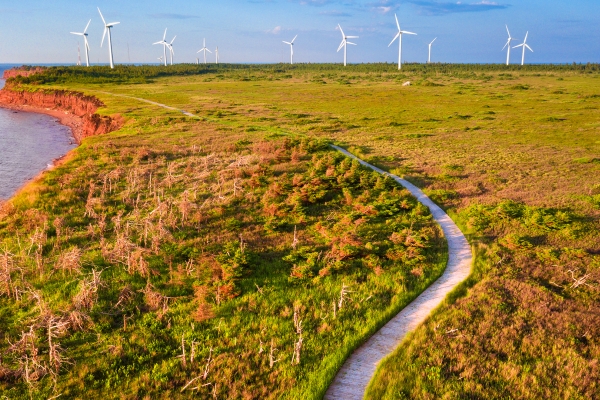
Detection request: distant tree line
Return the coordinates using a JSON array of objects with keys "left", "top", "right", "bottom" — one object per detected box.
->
[{"left": 6, "top": 62, "right": 599, "bottom": 85}]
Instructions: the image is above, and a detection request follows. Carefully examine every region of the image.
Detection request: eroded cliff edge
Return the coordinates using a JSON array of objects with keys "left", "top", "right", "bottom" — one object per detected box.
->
[{"left": 0, "top": 68, "right": 122, "bottom": 143}]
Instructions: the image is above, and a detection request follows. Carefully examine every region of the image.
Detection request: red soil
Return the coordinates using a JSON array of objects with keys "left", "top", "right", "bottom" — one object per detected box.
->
[{"left": 0, "top": 84, "right": 122, "bottom": 144}]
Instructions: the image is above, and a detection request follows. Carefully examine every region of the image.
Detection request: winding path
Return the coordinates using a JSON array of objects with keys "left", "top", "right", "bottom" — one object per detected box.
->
[
  {"left": 324, "top": 145, "right": 472, "bottom": 399},
  {"left": 93, "top": 91, "right": 472, "bottom": 400}
]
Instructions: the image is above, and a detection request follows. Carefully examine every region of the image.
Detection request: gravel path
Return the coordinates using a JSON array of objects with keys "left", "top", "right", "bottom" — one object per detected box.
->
[
  {"left": 324, "top": 145, "right": 472, "bottom": 400},
  {"left": 92, "top": 92, "right": 472, "bottom": 399}
]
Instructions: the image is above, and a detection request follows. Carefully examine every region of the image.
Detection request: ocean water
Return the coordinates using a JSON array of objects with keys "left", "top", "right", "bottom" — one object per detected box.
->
[{"left": 0, "top": 73, "right": 77, "bottom": 200}]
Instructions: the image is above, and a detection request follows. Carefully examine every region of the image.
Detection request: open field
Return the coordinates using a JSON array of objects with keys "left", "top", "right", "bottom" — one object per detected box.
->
[{"left": 2, "top": 63, "right": 600, "bottom": 398}]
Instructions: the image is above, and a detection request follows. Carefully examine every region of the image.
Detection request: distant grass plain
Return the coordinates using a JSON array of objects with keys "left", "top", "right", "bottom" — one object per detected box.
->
[{"left": 1, "top": 63, "right": 599, "bottom": 399}]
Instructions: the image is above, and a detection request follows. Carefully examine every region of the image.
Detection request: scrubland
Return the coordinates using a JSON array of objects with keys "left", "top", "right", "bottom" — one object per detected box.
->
[{"left": 1, "top": 63, "right": 599, "bottom": 399}]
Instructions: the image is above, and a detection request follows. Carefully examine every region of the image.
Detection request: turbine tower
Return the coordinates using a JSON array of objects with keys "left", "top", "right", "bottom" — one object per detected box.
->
[
  {"left": 502, "top": 25, "right": 518, "bottom": 65},
  {"left": 513, "top": 31, "right": 533, "bottom": 66},
  {"left": 98, "top": 8, "right": 119, "bottom": 69},
  {"left": 428, "top": 38, "right": 437, "bottom": 63},
  {"left": 197, "top": 39, "right": 212, "bottom": 64},
  {"left": 70, "top": 19, "right": 91, "bottom": 67},
  {"left": 153, "top": 29, "right": 169, "bottom": 66},
  {"left": 215, "top": 46, "right": 219, "bottom": 64},
  {"left": 168, "top": 35, "right": 176, "bottom": 65},
  {"left": 337, "top": 24, "right": 358, "bottom": 67},
  {"left": 76, "top": 42, "right": 81, "bottom": 66},
  {"left": 388, "top": 14, "right": 416, "bottom": 70},
  {"left": 282, "top": 35, "right": 297, "bottom": 65}
]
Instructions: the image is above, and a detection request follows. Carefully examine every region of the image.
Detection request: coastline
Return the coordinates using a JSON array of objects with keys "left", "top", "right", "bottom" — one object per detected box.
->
[
  {"left": 0, "top": 101, "right": 83, "bottom": 144},
  {"left": 0, "top": 73, "right": 120, "bottom": 202}
]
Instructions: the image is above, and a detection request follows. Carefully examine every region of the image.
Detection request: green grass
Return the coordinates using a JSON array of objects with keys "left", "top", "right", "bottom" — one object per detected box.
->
[{"left": 2, "top": 64, "right": 600, "bottom": 399}]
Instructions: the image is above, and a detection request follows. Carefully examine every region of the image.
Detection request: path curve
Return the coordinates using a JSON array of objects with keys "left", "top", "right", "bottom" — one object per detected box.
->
[
  {"left": 92, "top": 91, "right": 472, "bottom": 400},
  {"left": 324, "top": 145, "right": 472, "bottom": 400}
]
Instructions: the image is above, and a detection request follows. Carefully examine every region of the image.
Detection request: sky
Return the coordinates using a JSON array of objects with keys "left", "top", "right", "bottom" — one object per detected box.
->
[{"left": 0, "top": 0, "right": 599, "bottom": 65}]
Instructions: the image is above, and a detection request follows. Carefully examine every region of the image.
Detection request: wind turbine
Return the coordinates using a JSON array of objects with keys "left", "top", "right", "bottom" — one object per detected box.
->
[
  {"left": 153, "top": 29, "right": 169, "bottom": 66},
  {"left": 513, "top": 31, "right": 533, "bottom": 66},
  {"left": 337, "top": 25, "right": 358, "bottom": 67},
  {"left": 98, "top": 8, "right": 119, "bottom": 69},
  {"left": 502, "top": 25, "right": 518, "bottom": 65},
  {"left": 168, "top": 35, "right": 176, "bottom": 65},
  {"left": 282, "top": 35, "right": 297, "bottom": 64},
  {"left": 388, "top": 14, "right": 416, "bottom": 70},
  {"left": 197, "top": 39, "right": 212, "bottom": 64},
  {"left": 158, "top": 56, "right": 164, "bottom": 64},
  {"left": 70, "top": 19, "right": 91, "bottom": 67},
  {"left": 428, "top": 38, "right": 437, "bottom": 63},
  {"left": 215, "top": 46, "right": 219, "bottom": 64}
]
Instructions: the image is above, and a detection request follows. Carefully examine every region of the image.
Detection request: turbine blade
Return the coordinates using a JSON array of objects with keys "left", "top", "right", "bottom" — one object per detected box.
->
[
  {"left": 431, "top": 37, "right": 437, "bottom": 45},
  {"left": 347, "top": 42, "right": 357, "bottom": 46},
  {"left": 513, "top": 44, "right": 524, "bottom": 48},
  {"left": 163, "top": 28, "right": 167, "bottom": 40},
  {"left": 395, "top": 14, "right": 400, "bottom": 31},
  {"left": 291, "top": 35, "right": 297, "bottom": 43},
  {"left": 401, "top": 31, "right": 417, "bottom": 35},
  {"left": 526, "top": 44, "right": 533, "bottom": 52},
  {"left": 388, "top": 32, "right": 400, "bottom": 47},
  {"left": 101, "top": 27, "right": 107, "bottom": 47},
  {"left": 347, "top": 35, "right": 359, "bottom": 39},
  {"left": 153, "top": 41, "right": 163, "bottom": 45},
  {"left": 502, "top": 40, "right": 510, "bottom": 50},
  {"left": 338, "top": 24, "right": 345, "bottom": 38},
  {"left": 283, "top": 41, "right": 291, "bottom": 45},
  {"left": 70, "top": 32, "right": 84, "bottom": 36},
  {"left": 97, "top": 7, "right": 106, "bottom": 25},
  {"left": 506, "top": 24, "right": 511, "bottom": 38},
  {"left": 524, "top": 31, "right": 529, "bottom": 43},
  {"left": 85, "top": 37, "right": 90, "bottom": 51},
  {"left": 337, "top": 40, "right": 346, "bottom": 52},
  {"left": 107, "top": 22, "right": 120, "bottom": 26},
  {"left": 84, "top": 19, "right": 91, "bottom": 33},
  {"left": 170, "top": 36, "right": 177, "bottom": 44},
  {"left": 206, "top": 49, "right": 212, "bottom": 53}
]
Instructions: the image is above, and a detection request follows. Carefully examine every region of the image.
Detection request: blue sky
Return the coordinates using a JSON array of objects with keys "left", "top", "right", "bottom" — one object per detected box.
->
[{"left": 0, "top": 0, "right": 598, "bottom": 65}]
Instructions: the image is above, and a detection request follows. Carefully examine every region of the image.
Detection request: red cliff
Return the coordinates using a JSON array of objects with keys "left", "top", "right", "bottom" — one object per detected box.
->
[{"left": 0, "top": 85, "right": 121, "bottom": 143}]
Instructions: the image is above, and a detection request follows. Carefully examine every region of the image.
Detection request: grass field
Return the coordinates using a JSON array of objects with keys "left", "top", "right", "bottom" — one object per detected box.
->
[{"left": 1, "top": 64, "right": 600, "bottom": 399}]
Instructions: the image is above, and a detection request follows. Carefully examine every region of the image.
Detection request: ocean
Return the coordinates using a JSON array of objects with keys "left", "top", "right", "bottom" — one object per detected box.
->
[{"left": 0, "top": 65, "right": 77, "bottom": 200}]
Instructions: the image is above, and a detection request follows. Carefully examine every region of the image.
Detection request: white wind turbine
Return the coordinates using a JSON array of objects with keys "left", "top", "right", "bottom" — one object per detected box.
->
[
  {"left": 337, "top": 24, "right": 358, "bottom": 67},
  {"left": 98, "top": 8, "right": 119, "bottom": 69},
  {"left": 70, "top": 19, "right": 91, "bottom": 67},
  {"left": 513, "top": 31, "right": 533, "bottom": 65},
  {"left": 168, "top": 35, "right": 176, "bottom": 65},
  {"left": 502, "top": 25, "right": 518, "bottom": 65},
  {"left": 197, "top": 39, "right": 212, "bottom": 64},
  {"left": 428, "top": 38, "right": 437, "bottom": 63},
  {"left": 282, "top": 35, "right": 297, "bottom": 64},
  {"left": 388, "top": 14, "right": 416, "bottom": 70},
  {"left": 215, "top": 46, "right": 219, "bottom": 64},
  {"left": 153, "top": 29, "right": 169, "bottom": 66}
]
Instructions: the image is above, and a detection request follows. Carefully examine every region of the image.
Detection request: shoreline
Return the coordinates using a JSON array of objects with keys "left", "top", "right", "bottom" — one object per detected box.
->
[
  {"left": 0, "top": 99, "right": 84, "bottom": 145},
  {"left": 0, "top": 102, "right": 80, "bottom": 203}
]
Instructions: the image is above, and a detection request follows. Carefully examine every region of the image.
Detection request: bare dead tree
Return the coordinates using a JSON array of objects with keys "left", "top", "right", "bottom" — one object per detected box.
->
[
  {"left": 566, "top": 269, "right": 594, "bottom": 290},
  {"left": 269, "top": 339, "right": 280, "bottom": 369},
  {"left": 73, "top": 269, "right": 104, "bottom": 311},
  {"left": 338, "top": 283, "right": 351, "bottom": 311},
  {"left": 55, "top": 247, "right": 83, "bottom": 276},
  {"left": 292, "top": 225, "right": 299, "bottom": 250}
]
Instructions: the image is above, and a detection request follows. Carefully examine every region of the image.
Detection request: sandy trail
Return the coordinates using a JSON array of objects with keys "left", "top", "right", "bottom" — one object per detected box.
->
[
  {"left": 86, "top": 92, "right": 472, "bottom": 400},
  {"left": 324, "top": 145, "right": 472, "bottom": 399}
]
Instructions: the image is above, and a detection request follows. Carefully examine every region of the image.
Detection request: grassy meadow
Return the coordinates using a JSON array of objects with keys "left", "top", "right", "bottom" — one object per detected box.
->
[{"left": 1, "top": 63, "right": 600, "bottom": 399}]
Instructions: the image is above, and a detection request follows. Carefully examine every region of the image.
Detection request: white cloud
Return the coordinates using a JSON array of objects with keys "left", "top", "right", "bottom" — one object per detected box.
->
[{"left": 267, "top": 26, "right": 282, "bottom": 34}]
